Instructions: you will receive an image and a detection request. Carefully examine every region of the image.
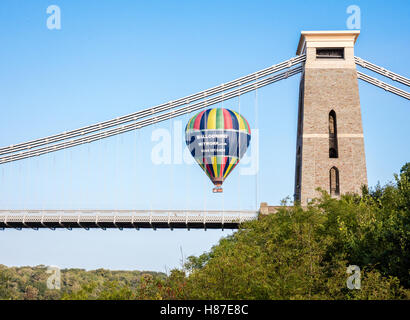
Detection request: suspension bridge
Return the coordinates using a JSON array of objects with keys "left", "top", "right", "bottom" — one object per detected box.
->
[{"left": 0, "top": 30, "right": 408, "bottom": 230}]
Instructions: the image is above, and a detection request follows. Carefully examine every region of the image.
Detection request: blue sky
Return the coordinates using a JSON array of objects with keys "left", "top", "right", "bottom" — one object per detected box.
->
[{"left": 0, "top": 0, "right": 409, "bottom": 271}]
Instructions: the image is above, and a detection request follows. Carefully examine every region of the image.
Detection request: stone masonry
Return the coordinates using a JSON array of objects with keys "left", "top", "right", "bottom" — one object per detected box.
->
[{"left": 294, "top": 31, "right": 368, "bottom": 205}]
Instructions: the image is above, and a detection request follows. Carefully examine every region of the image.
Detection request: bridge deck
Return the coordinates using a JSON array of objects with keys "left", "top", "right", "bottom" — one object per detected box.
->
[{"left": 0, "top": 210, "right": 258, "bottom": 230}]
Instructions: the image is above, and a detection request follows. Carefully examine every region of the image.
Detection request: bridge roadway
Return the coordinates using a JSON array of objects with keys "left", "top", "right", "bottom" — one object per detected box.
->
[{"left": 0, "top": 209, "right": 259, "bottom": 230}]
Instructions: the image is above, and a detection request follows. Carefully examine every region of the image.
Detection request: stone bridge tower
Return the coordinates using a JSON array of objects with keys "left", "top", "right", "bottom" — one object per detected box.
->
[{"left": 294, "top": 31, "right": 367, "bottom": 205}]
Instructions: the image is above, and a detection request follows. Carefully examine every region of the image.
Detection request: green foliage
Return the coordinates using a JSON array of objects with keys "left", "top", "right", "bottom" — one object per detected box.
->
[
  {"left": 0, "top": 265, "right": 165, "bottom": 300},
  {"left": 1, "top": 163, "right": 409, "bottom": 300},
  {"left": 0, "top": 268, "right": 12, "bottom": 300},
  {"left": 62, "top": 270, "right": 188, "bottom": 300},
  {"left": 181, "top": 163, "right": 410, "bottom": 299}
]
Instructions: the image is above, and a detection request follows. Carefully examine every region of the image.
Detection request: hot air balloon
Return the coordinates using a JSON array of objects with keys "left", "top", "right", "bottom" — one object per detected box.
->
[{"left": 185, "top": 108, "right": 251, "bottom": 193}]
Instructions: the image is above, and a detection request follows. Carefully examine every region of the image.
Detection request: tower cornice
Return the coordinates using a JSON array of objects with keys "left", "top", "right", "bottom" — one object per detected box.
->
[{"left": 296, "top": 30, "right": 360, "bottom": 55}]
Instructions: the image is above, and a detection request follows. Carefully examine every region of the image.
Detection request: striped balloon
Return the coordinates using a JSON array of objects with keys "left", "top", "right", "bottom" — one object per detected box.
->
[{"left": 185, "top": 108, "right": 251, "bottom": 192}]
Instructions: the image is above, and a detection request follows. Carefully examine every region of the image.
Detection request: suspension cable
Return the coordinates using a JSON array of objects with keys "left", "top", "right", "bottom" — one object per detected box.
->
[
  {"left": 254, "top": 87, "right": 259, "bottom": 210},
  {"left": 0, "top": 66, "right": 303, "bottom": 164},
  {"left": 355, "top": 56, "right": 410, "bottom": 87},
  {"left": 0, "top": 55, "right": 306, "bottom": 156},
  {"left": 237, "top": 94, "right": 241, "bottom": 213},
  {"left": 357, "top": 71, "right": 410, "bottom": 100}
]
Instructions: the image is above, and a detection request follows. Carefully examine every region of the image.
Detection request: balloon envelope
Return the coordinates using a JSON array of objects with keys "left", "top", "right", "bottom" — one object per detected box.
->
[{"left": 185, "top": 108, "right": 251, "bottom": 191}]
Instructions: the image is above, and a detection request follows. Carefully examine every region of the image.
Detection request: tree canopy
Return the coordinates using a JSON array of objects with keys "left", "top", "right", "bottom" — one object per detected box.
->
[{"left": 1, "top": 163, "right": 409, "bottom": 300}]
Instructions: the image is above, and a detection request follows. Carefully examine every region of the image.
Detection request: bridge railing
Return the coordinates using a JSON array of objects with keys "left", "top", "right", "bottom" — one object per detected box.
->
[{"left": 0, "top": 210, "right": 259, "bottom": 230}]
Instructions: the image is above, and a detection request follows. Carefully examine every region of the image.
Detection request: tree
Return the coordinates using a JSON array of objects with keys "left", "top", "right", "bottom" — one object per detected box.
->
[
  {"left": 0, "top": 268, "right": 12, "bottom": 300},
  {"left": 3, "top": 163, "right": 410, "bottom": 300},
  {"left": 23, "top": 285, "right": 39, "bottom": 300},
  {"left": 180, "top": 164, "right": 410, "bottom": 299}
]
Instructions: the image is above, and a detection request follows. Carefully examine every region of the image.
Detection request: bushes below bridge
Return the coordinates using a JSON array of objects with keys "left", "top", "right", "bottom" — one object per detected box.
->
[{"left": 1, "top": 163, "right": 409, "bottom": 300}]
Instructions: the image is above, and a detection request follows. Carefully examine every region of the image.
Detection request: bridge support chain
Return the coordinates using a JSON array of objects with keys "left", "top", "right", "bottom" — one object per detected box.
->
[
  {"left": 357, "top": 71, "right": 410, "bottom": 100},
  {"left": 0, "top": 55, "right": 306, "bottom": 160},
  {"left": 0, "top": 63, "right": 304, "bottom": 164},
  {"left": 355, "top": 56, "right": 410, "bottom": 87}
]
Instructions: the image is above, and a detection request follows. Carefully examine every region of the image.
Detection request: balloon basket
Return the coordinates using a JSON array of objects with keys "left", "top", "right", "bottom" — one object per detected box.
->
[{"left": 213, "top": 187, "right": 223, "bottom": 193}]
